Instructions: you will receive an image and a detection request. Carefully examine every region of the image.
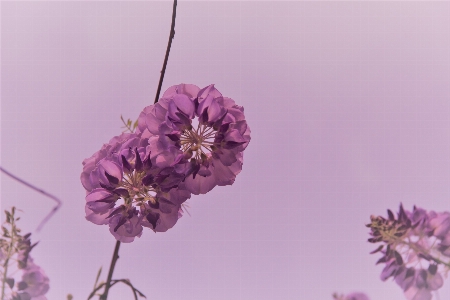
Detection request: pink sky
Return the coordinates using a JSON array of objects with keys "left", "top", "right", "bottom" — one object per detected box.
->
[{"left": 2, "top": 2, "right": 450, "bottom": 299}]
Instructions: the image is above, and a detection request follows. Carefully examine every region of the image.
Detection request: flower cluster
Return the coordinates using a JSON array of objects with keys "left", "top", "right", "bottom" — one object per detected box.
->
[
  {"left": 367, "top": 204, "right": 450, "bottom": 300},
  {"left": 1, "top": 208, "right": 50, "bottom": 300},
  {"left": 332, "top": 292, "right": 370, "bottom": 300},
  {"left": 11, "top": 257, "right": 50, "bottom": 300},
  {"left": 81, "top": 84, "right": 251, "bottom": 242}
]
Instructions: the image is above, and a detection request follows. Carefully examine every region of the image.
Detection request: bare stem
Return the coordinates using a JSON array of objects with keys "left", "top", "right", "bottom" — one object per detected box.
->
[
  {"left": 0, "top": 166, "right": 61, "bottom": 232},
  {"left": 99, "top": 240, "right": 121, "bottom": 300},
  {"left": 154, "top": 0, "right": 178, "bottom": 104}
]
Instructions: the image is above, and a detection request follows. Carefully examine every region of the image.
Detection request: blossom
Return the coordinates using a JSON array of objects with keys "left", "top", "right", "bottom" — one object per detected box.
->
[
  {"left": 333, "top": 292, "right": 370, "bottom": 300},
  {"left": 13, "top": 257, "right": 49, "bottom": 300},
  {"left": 367, "top": 204, "right": 450, "bottom": 300},
  {"left": 81, "top": 133, "right": 191, "bottom": 242},
  {"left": 138, "top": 84, "right": 251, "bottom": 195}
]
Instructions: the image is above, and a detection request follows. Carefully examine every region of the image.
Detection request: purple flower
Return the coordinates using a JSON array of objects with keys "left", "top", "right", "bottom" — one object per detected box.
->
[
  {"left": 333, "top": 292, "right": 370, "bottom": 300},
  {"left": 138, "top": 84, "right": 251, "bottom": 195},
  {"left": 81, "top": 133, "right": 191, "bottom": 242},
  {"left": 344, "top": 293, "right": 370, "bottom": 300},
  {"left": 367, "top": 204, "right": 450, "bottom": 300},
  {"left": 16, "top": 257, "right": 50, "bottom": 299}
]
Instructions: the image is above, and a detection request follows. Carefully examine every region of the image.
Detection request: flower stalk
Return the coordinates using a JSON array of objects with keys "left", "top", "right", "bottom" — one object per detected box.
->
[
  {"left": 1, "top": 210, "right": 16, "bottom": 300},
  {"left": 154, "top": 0, "right": 178, "bottom": 104},
  {"left": 99, "top": 240, "right": 121, "bottom": 300}
]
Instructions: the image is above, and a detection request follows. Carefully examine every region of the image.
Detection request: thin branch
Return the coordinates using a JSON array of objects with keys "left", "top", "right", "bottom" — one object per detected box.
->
[
  {"left": 0, "top": 166, "right": 62, "bottom": 232},
  {"left": 154, "top": 0, "right": 178, "bottom": 104},
  {"left": 99, "top": 240, "right": 121, "bottom": 300}
]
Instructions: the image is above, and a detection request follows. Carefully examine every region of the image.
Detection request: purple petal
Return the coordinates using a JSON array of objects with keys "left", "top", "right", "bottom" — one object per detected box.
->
[
  {"left": 207, "top": 99, "right": 226, "bottom": 123},
  {"left": 184, "top": 170, "right": 217, "bottom": 195},
  {"left": 85, "top": 206, "right": 112, "bottom": 225},
  {"left": 173, "top": 94, "right": 195, "bottom": 118}
]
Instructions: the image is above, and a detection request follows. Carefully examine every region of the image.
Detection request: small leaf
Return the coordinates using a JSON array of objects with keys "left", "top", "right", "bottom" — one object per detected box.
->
[{"left": 94, "top": 266, "right": 102, "bottom": 289}]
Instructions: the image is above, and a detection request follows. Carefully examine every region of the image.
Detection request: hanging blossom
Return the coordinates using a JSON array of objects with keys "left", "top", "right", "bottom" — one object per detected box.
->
[
  {"left": 1, "top": 208, "right": 50, "bottom": 300},
  {"left": 367, "top": 204, "right": 450, "bottom": 300},
  {"left": 332, "top": 292, "right": 370, "bottom": 300},
  {"left": 137, "top": 84, "right": 251, "bottom": 195},
  {"left": 81, "top": 132, "right": 191, "bottom": 242}
]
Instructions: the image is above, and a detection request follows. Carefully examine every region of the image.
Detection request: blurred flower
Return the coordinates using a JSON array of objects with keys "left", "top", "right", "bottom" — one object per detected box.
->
[
  {"left": 1, "top": 208, "right": 49, "bottom": 300},
  {"left": 81, "top": 133, "right": 190, "bottom": 242},
  {"left": 138, "top": 83, "right": 251, "bottom": 195},
  {"left": 16, "top": 257, "right": 50, "bottom": 299},
  {"left": 367, "top": 204, "right": 450, "bottom": 300},
  {"left": 333, "top": 292, "right": 370, "bottom": 300}
]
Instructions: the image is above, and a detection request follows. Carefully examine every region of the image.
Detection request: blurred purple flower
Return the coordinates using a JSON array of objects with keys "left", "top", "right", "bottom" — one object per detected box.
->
[
  {"left": 81, "top": 133, "right": 191, "bottom": 242},
  {"left": 16, "top": 257, "right": 50, "bottom": 299},
  {"left": 333, "top": 292, "right": 370, "bottom": 300},
  {"left": 367, "top": 204, "right": 450, "bottom": 300},
  {"left": 138, "top": 84, "right": 251, "bottom": 195}
]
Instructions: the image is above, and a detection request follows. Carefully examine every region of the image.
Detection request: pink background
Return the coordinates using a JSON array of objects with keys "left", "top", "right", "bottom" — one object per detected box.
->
[{"left": 2, "top": 1, "right": 450, "bottom": 299}]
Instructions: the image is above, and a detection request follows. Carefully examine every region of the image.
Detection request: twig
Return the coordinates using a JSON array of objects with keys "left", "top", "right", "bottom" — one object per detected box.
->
[
  {"left": 99, "top": 240, "right": 121, "bottom": 300},
  {"left": 0, "top": 166, "right": 62, "bottom": 232},
  {"left": 154, "top": 0, "right": 178, "bottom": 104}
]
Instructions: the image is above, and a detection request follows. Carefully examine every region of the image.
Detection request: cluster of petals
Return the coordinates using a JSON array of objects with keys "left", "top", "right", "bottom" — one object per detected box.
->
[
  {"left": 81, "top": 132, "right": 190, "bottom": 242},
  {"left": 137, "top": 83, "right": 251, "bottom": 195},
  {"left": 367, "top": 204, "right": 450, "bottom": 300},
  {"left": 81, "top": 84, "right": 250, "bottom": 242},
  {"left": 11, "top": 257, "right": 50, "bottom": 300}
]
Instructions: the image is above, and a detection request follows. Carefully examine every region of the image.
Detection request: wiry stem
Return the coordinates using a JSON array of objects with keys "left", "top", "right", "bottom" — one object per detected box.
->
[
  {"left": 154, "top": 0, "right": 178, "bottom": 104},
  {"left": 0, "top": 166, "right": 61, "bottom": 232},
  {"left": 99, "top": 240, "right": 121, "bottom": 300}
]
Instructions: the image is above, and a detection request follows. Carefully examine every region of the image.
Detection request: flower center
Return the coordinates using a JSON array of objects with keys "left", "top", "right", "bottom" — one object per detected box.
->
[
  {"left": 120, "top": 169, "right": 157, "bottom": 205},
  {"left": 180, "top": 124, "right": 216, "bottom": 161}
]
